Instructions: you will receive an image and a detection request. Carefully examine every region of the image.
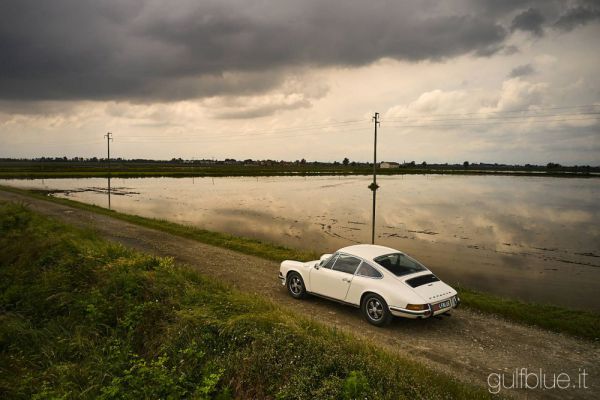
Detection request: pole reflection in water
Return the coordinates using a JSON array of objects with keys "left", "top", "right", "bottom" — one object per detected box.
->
[{"left": 107, "top": 176, "right": 111, "bottom": 209}]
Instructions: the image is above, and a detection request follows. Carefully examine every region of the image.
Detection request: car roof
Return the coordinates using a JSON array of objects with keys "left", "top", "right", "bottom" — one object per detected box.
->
[{"left": 337, "top": 244, "right": 402, "bottom": 261}]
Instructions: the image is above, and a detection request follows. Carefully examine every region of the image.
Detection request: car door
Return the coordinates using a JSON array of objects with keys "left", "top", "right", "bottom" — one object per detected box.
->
[{"left": 310, "top": 253, "right": 362, "bottom": 301}]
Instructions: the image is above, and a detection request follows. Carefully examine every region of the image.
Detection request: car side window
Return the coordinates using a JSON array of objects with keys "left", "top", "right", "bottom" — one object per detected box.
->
[
  {"left": 356, "top": 263, "right": 382, "bottom": 278},
  {"left": 332, "top": 254, "right": 362, "bottom": 275},
  {"left": 321, "top": 254, "right": 338, "bottom": 269}
]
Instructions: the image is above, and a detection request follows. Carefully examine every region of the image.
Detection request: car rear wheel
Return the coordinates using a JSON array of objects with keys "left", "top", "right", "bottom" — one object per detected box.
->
[
  {"left": 287, "top": 272, "right": 306, "bottom": 299},
  {"left": 361, "top": 293, "right": 391, "bottom": 326}
]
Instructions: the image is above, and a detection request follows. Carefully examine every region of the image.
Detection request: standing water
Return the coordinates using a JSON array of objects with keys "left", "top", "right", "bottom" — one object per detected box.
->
[{"left": 2, "top": 174, "right": 599, "bottom": 311}]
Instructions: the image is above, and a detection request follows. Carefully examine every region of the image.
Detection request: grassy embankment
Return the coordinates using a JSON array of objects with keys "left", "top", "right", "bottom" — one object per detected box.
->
[
  {"left": 1, "top": 184, "right": 599, "bottom": 341},
  {"left": 0, "top": 161, "right": 596, "bottom": 179},
  {"left": 0, "top": 202, "right": 493, "bottom": 399}
]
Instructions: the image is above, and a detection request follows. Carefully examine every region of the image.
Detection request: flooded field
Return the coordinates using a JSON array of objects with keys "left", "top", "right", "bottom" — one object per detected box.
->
[{"left": 3, "top": 175, "right": 599, "bottom": 311}]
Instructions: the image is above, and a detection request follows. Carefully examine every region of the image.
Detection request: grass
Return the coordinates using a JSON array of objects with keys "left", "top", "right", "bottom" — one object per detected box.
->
[
  {"left": 457, "top": 287, "right": 600, "bottom": 341},
  {"left": 0, "top": 202, "right": 494, "bottom": 399},
  {"left": 1, "top": 184, "right": 599, "bottom": 341}
]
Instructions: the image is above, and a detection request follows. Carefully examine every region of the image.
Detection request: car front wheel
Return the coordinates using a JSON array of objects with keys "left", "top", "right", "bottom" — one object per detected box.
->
[
  {"left": 287, "top": 272, "right": 306, "bottom": 299},
  {"left": 361, "top": 293, "right": 391, "bottom": 326}
]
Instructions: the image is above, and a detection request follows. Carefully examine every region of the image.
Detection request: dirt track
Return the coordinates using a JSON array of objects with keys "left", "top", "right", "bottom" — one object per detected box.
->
[{"left": 1, "top": 189, "right": 598, "bottom": 399}]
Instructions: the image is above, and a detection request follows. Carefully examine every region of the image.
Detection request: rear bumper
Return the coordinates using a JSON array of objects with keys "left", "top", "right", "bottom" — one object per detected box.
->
[
  {"left": 389, "top": 295, "right": 460, "bottom": 319},
  {"left": 389, "top": 305, "right": 432, "bottom": 318}
]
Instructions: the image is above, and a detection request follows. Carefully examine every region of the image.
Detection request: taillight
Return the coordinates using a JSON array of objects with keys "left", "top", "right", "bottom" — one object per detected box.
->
[{"left": 406, "top": 304, "right": 428, "bottom": 311}]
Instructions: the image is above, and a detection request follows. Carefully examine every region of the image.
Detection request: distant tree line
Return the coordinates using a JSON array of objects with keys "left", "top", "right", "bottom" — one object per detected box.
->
[{"left": 0, "top": 157, "right": 597, "bottom": 173}]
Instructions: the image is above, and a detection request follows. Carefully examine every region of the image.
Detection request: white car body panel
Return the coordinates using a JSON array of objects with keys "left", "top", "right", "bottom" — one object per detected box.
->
[
  {"left": 409, "top": 279, "right": 455, "bottom": 303},
  {"left": 279, "top": 244, "right": 459, "bottom": 320},
  {"left": 309, "top": 266, "right": 353, "bottom": 300}
]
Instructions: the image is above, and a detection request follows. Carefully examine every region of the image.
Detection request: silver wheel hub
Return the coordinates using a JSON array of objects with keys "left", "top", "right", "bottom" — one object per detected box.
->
[
  {"left": 290, "top": 277, "right": 302, "bottom": 294},
  {"left": 367, "top": 298, "right": 383, "bottom": 320}
]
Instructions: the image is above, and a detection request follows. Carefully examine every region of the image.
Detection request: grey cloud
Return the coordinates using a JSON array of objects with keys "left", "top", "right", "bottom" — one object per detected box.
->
[
  {"left": 554, "top": 4, "right": 600, "bottom": 31},
  {"left": 0, "top": 0, "right": 508, "bottom": 103},
  {"left": 502, "top": 45, "right": 520, "bottom": 55},
  {"left": 511, "top": 8, "right": 546, "bottom": 36},
  {"left": 466, "top": 0, "right": 561, "bottom": 20},
  {"left": 475, "top": 0, "right": 600, "bottom": 34},
  {"left": 508, "top": 64, "right": 536, "bottom": 78},
  {"left": 213, "top": 102, "right": 310, "bottom": 120}
]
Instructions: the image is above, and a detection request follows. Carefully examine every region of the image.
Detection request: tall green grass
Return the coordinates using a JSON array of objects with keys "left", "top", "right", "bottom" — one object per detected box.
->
[
  {"left": 0, "top": 202, "right": 493, "bottom": 399},
  {"left": 457, "top": 287, "right": 600, "bottom": 340}
]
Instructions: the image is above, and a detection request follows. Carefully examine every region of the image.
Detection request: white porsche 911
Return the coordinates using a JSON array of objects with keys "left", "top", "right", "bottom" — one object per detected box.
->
[{"left": 279, "top": 244, "right": 460, "bottom": 326}]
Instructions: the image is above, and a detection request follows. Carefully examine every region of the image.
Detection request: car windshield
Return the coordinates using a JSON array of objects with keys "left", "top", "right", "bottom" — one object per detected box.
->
[{"left": 373, "top": 253, "right": 427, "bottom": 276}]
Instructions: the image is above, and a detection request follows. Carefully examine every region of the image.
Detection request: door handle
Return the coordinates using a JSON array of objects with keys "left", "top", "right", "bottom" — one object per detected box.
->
[{"left": 342, "top": 278, "right": 351, "bottom": 283}]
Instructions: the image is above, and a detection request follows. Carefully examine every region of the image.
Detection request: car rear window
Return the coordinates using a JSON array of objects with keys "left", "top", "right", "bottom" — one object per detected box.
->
[
  {"left": 405, "top": 274, "right": 440, "bottom": 288},
  {"left": 373, "top": 253, "right": 427, "bottom": 276}
]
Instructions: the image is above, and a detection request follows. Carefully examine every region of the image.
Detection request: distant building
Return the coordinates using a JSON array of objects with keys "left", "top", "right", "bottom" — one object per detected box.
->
[{"left": 380, "top": 161, "right": 400, "bottom": 168}]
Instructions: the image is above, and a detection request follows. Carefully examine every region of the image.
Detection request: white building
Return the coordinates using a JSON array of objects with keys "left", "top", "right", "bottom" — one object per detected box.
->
[{"left": 380, "top": 161, "right": 400, "bottom": 168}]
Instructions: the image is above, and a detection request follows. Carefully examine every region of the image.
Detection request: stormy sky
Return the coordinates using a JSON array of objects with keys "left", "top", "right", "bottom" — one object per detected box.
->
[{"left": 1, "top": 0, "right": 599, "bottom": 164}]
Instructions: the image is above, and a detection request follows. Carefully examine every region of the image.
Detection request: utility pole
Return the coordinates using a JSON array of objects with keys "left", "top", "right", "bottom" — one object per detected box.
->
[
  {"left": 104, "top": 132, "right": 113, "bottom": 172},
  {"left": 368, "top": 112, "right": 380, "bottom": 244}
]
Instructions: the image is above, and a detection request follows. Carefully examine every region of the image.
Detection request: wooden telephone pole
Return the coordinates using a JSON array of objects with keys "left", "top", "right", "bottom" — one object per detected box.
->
[
  {"left": 104, "top": 132, "right": 113, "bottom": 171},
  {"left": 369, "top": 113, "right": 380, "bottom": 244}
]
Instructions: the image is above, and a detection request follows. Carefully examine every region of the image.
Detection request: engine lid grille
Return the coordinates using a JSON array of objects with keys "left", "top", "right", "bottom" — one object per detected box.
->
[{"left": 405, "top": 273, "right": 440, "bottom": 288}]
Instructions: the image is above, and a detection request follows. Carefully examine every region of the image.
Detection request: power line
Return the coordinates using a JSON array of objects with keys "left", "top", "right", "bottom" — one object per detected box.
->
[
  {"left": 114, "top": 117, "right": 599, "bottom": 145},
  {"left": 381, "top": 104, "right": 600, "bottom": 121},
  {"left": 8, "top": 103, "right": 599, "bottom": 149},
  {"left": 383, "top": 116, "right": 600, "bottom": 129},
  {"left": 123, "top": 118, "right": 369, "bottom": 140},
  {"left": 118, "top": 105, "right": 600, "bottom": 145},
  {"left": 119, "top": 119, "right": 370, "bottom": 143},
  {"left": 120, "top": 126, "right": 370, "bottom": 144},
  {"left": 8, "top": 140, "right": 104, "bottom": 147},
  {"left": 381, "top": 111, "right": 600, "bottom": 123},
  {"left": 13, "top": 112, "right": 596, "bottom": 147}
]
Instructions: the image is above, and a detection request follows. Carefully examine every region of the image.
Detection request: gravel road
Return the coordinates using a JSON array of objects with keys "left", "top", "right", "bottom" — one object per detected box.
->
[{"left": 1, "top": 189, "right": 598, "bottom": 399}]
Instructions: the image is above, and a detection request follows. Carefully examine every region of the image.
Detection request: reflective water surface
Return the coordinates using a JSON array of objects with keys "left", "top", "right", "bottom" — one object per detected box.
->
[{"left": 3, "top": 175, "right": 599, "bottom": 311}]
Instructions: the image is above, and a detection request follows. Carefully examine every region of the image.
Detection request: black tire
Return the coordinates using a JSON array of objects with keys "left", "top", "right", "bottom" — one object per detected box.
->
[
  {"left": 361, "top": 293, "right": 392, "bottom": 326},
  {"left": 286, "top": 272, "right": 306, "bottom": 299}
]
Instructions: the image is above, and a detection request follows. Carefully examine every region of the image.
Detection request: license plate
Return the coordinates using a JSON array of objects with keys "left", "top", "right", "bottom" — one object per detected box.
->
[{"left": 434, "top": 300, "right": 451, "bottom": 311}]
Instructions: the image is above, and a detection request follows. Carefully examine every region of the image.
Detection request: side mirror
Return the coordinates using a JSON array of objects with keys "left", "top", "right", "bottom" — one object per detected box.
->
[
  {"left": 317, "top": 253, "right": 333, "bottom": 270},
  {"left": 319, "top": 253, "right": 332, "bottom": 263}
]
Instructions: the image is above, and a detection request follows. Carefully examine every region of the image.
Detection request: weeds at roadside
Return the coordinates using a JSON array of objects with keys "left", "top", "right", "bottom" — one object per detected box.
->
[{"left": 0, "top": 202, "right": 493, "bottom": 399}]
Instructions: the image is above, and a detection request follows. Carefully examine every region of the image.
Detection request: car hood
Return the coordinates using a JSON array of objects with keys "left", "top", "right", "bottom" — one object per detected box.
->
[{"left": 399, "top": 272, "right": 456, "bottom": 303}]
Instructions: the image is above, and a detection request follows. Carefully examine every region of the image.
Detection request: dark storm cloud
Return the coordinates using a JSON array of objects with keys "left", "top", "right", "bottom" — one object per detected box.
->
[
  {"left": 508, "top": 64, "right": 536, "bottom": 78},
  {"left": 0, "top": 0, "right": 597, "bottom": 103},
  {"left": 0, "top": 0, "right": 507, "bottom": 102},
  {"left": 510, "top": 8, "right": 546, "bottom": 36},
  {"left": 469, "top": 0, "right": 600, "bottom": 35},
  {"left": 554, "top": 3, "right": 600, "bottom": 31}
]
